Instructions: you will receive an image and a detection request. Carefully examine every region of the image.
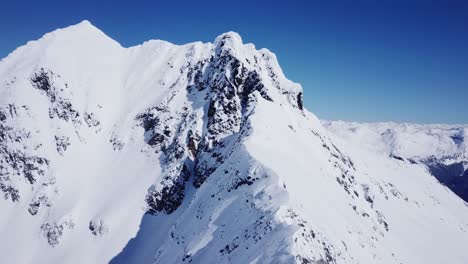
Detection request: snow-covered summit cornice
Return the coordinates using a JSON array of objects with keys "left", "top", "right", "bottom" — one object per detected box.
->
[{"left": 0, "top": 20, "right": 304, "bottom": 113}]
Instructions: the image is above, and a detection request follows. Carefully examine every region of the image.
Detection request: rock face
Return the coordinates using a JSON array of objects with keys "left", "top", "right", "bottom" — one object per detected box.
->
[{"left": 0, "top": 21, "right": 468, "bottom": 264}]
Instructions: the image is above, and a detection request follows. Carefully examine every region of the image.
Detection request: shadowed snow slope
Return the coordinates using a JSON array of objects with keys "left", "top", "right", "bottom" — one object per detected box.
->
[{"left": 1, "top": 21, "right": 467, "bottom": 264}]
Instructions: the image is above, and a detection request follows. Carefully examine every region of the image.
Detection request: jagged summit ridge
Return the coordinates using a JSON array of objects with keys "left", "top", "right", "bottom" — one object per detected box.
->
[
  {"left": 0, "top": 21, "right": 467, "bottom": 264},
  {"left": 214, "top": 31, "right": 243, "bottom": 47},
  {"left": 1, "top": 20, "right": 304, "bottom": 113},
  {"left": 0, "top": 21, "right": 308, "bottom": 263}
]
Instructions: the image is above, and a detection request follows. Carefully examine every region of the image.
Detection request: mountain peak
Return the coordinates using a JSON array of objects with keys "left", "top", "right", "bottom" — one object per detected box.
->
[
  {"left": 70, "top": 19, "right": 94, "bottom": 28},
  {"left": 214, "top": 31, "right": 243, "bottom": 52},
  {"left": 63, "top": 20, "right": 102, "bottom": 33},
  {"left": 49, "top": 20, "right": 112, "bottom": 41},
  {"left": 1, "top": 21, "right": 468, "bottom": 264},
  {"left": 215, "top": 31, "right": 243, "bottom": 44},
  {"left": 41, "top": 20, "right": 99, "bottom": 37}
]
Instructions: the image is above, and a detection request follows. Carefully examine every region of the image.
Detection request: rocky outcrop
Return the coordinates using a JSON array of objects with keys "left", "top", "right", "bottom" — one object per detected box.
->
[
  {"left": 0, "top": 104, "right": 50, "bottom": 202},
  {"left": 139, "top": 33, "right": 303, "bottom": 216}
]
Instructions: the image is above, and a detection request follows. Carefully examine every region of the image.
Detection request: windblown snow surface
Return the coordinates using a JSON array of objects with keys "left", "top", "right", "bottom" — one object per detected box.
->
[{"left": 0, "top": 21, "right": 467, "bottom": 264}]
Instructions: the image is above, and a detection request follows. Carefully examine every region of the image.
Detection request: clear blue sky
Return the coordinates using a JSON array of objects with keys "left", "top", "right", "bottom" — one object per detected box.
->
[{"left": 1, "top": 0, "right": 467, "bottom": 124}]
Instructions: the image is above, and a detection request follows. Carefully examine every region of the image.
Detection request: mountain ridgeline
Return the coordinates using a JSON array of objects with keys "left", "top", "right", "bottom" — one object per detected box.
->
[{"left": 0, "top": 21, "right": 467, "bottom": 264}]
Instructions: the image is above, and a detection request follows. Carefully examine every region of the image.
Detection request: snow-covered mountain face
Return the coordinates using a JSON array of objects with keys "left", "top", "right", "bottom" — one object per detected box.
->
[
  {"left": 1, "top": 21, "right": 467, "bottom": 264},
  {"left": 324, "top": 121, "right": 468, "bottom": 202}
]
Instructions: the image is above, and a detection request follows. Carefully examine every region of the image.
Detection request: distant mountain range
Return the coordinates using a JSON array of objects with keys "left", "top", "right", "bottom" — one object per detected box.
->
[{"left": 325, "top": 121, "right": 468, "bottom": 202}]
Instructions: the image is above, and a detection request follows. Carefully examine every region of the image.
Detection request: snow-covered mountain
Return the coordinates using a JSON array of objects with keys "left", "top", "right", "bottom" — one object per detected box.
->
[
  {"left": 1, "top": 21, "right": 467, "bottom": 264},
  {"left": 324, "top": 121, "right": 468, "bottom": 202}
]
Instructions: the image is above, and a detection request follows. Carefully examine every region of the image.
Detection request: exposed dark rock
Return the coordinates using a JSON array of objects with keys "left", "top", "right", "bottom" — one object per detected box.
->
[
  {"left": 49, "top": 99, "right": 80, "bottom": 123},
  {"left": 390, "top": 154, "right": 404, "bottom": 161},
  {"left": 0, "top": 183, "right": 20, "bottom": 202},
  {"left": 89, "top": 219, "right": 108, "bottom": 236},
  {"left": 31, "top": 68, "right": 55, "bottom": 101},
  {"left": 0, "top": 106, "right": 51, "bottom": 205},
  {"left": 192, "top": 51, "right": 271, "bottom": 188},
  {"left": 297, "top": 92, "right": 304, "bottom": 110},
  {"left": 139, "top": 41, "right": 306, "bottom": 217},
  {"left": 31, "top": 68, "right": 81, "bottom": 124},
  {"left": 146, "top": 177, "right": 186, "bottom": 215},
  {"left": 219, "top": 242, "right": 239, "bottom": 255},
  {"left": 41, "top": 222, "right": 64, "bottom": 247},
  {"left": 136, "top": 107, "right": 177, "bottom": 152},
  {"left": 187, "top": 131, "right": 199, "bottom": 158},
  {"left": 233, "top": 176, "right": 257, "bottom": 190},
  {"left": 0, "top": 146, "right": 49, "bottom": 184},
  {"left": 362, "top": 184, "right": 374, "bottom": 205},
  {"left": 146, "top": 161, "right": 192, "bottom": 215},
  {"left": 377, "top": 211, "right": 389, "bottom": 232},
  {"left": 28, "top": 194, "right": 50, "bottom": 215},
  {"left": 296, "top": 256, "right": 312, "bottom": 264},
  {"left": 137, "top": 111, "right": 160, "bottom": 132},
  {"left": 55, "top": 135, "right": 70, "bottom": 155},
  {"left": 110, "top": 137, "right": 124, "bottom": 150},
  {"left": 0, "top": 111, "right": 6, "bottom": 122},
  {"left": 84, "top": 112, "right": 100, "bottom": 128},
  {"left": 148, "top": 132, "right": 166, "bottom": 147}
]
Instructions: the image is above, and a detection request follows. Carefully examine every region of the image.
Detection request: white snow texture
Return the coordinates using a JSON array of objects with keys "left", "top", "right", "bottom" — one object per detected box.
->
[{"left": 0, "top": 21, "right": 467, "bottom": 264}]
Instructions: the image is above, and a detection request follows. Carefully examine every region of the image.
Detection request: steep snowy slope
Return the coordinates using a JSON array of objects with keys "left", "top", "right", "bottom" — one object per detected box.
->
[
  {"left": 1, "top": 21, "right": 467, "bottom": 264},
  {"left": 324, "top": 121, "right": 468, "bottom": 202}
]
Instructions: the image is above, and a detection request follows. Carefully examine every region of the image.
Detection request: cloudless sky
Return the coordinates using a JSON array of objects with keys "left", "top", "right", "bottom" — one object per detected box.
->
[{"left": 1, "top": 0, "right": 467, "bottom": 124}]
